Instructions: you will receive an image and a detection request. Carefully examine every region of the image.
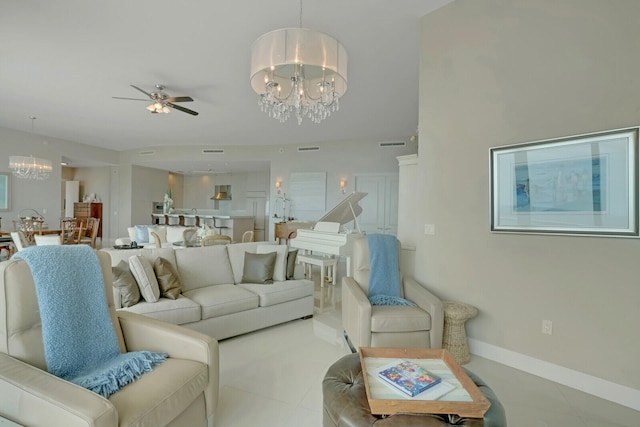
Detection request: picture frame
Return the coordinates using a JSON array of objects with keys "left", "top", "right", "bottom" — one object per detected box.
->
[
  {"left": 490, "top": 127, "right": 639, "bottom": 237},
  {"left": 0, "top": 173, "right": 10, "bottom": 211}
]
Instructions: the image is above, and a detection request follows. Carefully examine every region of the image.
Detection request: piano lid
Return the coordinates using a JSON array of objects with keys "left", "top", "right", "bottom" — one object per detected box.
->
[{"left": 317, "top": 192, "right": 367, "bottom": 225}]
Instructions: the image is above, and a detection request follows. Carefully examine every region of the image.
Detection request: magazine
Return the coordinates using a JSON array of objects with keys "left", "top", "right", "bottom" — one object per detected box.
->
[{"left": 376, "top": 359, "right": 442, "bottom": 397}]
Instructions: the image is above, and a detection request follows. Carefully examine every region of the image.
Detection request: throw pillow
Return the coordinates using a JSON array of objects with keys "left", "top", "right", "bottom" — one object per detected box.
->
[
  {"left": 134, "top": 225, "right": 156, "bottom": 244},
  {"left": 153, "top": 256, "right": 183, "bottom": 300},
  {"left": 256, "top": 244, "right": 288, "bottom": 281},
  {"left": 128, "top": 254, "right": 160, "bottom": 302},
  {"left": 241, "top": 252, "right": 277, "bottom": 284},
  {"left": 286, "top": 249, "right": 298, "bottom": 280},
  {"left": 112, "top": 260, "right": 140, "bottom": 307}
]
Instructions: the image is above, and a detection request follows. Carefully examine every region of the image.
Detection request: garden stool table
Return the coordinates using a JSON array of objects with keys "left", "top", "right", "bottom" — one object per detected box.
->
[{"left": 442, "top": 301, "right": 478, "bottom": 365}]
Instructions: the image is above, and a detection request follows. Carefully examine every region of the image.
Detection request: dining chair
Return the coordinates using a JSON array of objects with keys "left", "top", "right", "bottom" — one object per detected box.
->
[
  {"left": 149, "top": 231, "right": 163, "bottom": 248},
  {"left": 61, "top": 218, "right": 82, "bottom": 244},
  {"left": 10, "top": 231, "right": 30, "bottom": 252},
  {"left": 34, "top": 234, "right": 62, "bottom": 245},
  {"left": 15, "top": 219, "right": 44, "bottom": 245},
  {"left": 241, "top": 230, "right": 254, "bottom": 243},
  {"left": 201, "top": 234, "right": 232, "bottom": 246},
  {"left": 78, "top": 218, "right": 100, "bottom": 247}
]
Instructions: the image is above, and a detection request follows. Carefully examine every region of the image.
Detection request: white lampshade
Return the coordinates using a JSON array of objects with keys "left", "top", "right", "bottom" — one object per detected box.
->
[{"left": 250, "top": 27, "right": 348, "bottom": 124}]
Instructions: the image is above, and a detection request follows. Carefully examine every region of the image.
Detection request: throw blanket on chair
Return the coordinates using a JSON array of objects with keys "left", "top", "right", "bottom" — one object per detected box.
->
[
  {"left": 15, "top": 245, "right": 167, "bottom": 398},
  {"left": 367, "top": 234, "right": 416, "bottom": 306}
]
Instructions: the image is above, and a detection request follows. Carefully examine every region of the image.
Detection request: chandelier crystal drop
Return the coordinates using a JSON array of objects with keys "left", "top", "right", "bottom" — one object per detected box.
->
[
  {"left": 9, "top": 155, "right": 52, "bottom": 180},
  {"left": 250, "top": 27, "right": 348, "bottom": 125}
]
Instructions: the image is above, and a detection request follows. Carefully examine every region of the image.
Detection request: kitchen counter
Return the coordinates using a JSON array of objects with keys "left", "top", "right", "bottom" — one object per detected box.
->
[{"left": 151, "top": 213, "right": 254, "bottom": 241}]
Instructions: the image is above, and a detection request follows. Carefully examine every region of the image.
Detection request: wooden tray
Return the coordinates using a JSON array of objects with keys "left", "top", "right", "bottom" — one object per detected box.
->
[{"left": 359, "top": 347, "right": 490, "bottom": 418}]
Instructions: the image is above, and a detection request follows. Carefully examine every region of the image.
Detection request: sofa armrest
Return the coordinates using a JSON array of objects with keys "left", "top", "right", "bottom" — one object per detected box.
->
[
  {"left": 0, "top": 353, "right": 117, "bottom": 427},
  {"left": 116, "top": 311, "right": 219, "bottom": 417},
  {"left": 341, "top": 277, "right": 372, "bottom": 350},
  {"left": 403, "top": 278, "right": 444, "bottom": 348}
]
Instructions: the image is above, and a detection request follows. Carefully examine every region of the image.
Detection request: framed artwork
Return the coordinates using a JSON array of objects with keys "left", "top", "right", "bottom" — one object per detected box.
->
[
  {"left": 490, "top": 127, "right": 638, "bottom": 237},
  {"left": 0, "top": 173, "right": 10, "bottom": 211}
]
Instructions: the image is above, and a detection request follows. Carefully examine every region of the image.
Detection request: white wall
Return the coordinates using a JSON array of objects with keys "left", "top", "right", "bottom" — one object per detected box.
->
[
  {"left": 0, "top": 128, "right": 117, "bottom": 233},
  {"left": 418, "top": 0, "right": 640, "bottom": 394}
]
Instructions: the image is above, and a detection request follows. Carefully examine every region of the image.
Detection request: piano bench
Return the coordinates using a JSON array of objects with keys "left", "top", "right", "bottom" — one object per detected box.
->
[{"left": 297, "top": 254, "right": 338, "bottom": 287}]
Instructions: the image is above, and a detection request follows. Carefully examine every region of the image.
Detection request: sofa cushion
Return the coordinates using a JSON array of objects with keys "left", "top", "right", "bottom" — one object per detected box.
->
[
  {"left": 183, "top": 285, "right": 259, "bottom": 319},
  {"left": 153, "top": 256, "right": 183, "bottom": 300},
  {"left": 256, "top": 244, "right": 288, "bottom": 281},
  {"left": 112, "top": 260, "right": 140, "bottom": 307},
  {"left": 166, "top": 226, "right": 189, "bottom": 243},
  {"left": 121, "top": 295, "right": 201, "bottom": 325},
  {"left": 109, "top": 358, "right": 208, "bottom": 426},
  {"left": 241, "top": 252, "right": 276, "bottom": 284},
  {"left": 174, "top": 246, "right": 235, "bottom": 291},
  {"left": 129, "top": 254, "right": 160, "bottom": 302},
  {"left": 238, "top": 279, "right": 314, "bottom": 307}
]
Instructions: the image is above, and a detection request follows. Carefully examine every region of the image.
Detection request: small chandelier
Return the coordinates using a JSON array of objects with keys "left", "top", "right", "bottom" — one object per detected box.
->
[
  {"left": 9, "top": 117, "right": 52, "bottom": 180},
  {"left": 9, "top": 155, "right": 52, "bottom": 180},
  {"left": 250, "top": 3, "right": 347, "bottom": 125}
]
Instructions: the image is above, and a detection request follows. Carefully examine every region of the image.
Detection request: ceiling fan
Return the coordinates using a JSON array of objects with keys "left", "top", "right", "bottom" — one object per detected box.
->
[{"left": 113, "top": 84, "right": 199, "bottom": 116}]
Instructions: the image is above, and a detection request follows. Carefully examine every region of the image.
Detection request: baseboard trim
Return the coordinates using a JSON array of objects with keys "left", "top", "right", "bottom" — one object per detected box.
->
[{"left": 468, "top": 338, "right": 640, "bottom": 411}]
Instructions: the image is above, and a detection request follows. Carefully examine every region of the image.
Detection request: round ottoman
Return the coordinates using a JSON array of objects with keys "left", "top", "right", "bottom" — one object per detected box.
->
[
  {"left": 442, "top": 301, "right": 478, "bottom": 365},
  {"left": 322, "top": 353, "right": 506, "bottom": 427}
]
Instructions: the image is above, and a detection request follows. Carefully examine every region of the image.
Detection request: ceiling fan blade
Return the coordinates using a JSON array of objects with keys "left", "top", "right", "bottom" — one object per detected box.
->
[
  {"left": 112, "top": 96, "right": 149, "bottom": 101},
  {"left": 130, "top": 84, "right": 153, "bottom": 98},
  {"left": 167, "top": 96, "right": 193, "bottom": 103},
  {"left": 167, "top": 102, "right": 199, "bottom": 116}
]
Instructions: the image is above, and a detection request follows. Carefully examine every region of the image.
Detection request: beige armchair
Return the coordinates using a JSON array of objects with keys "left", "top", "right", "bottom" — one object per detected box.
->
[
  {"left": 0, "top": 251, "right": 219, "bottom": 427},
  {"left": 342, "top": 237, "right": 444, "bottom": 350}
]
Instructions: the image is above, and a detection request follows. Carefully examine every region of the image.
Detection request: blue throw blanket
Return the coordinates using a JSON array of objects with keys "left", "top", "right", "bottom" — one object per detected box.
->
[
  {"left": 367, "top": 234, "right": 416, "bottom": 306},
  {"left": 15, "top": 245, "right": 166, "bottom": 398}
]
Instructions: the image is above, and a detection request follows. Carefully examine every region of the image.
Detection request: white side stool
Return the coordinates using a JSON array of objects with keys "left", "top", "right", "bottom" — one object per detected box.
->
[{"left": 297, "top": 254, "right": 338, "bottom": 287}]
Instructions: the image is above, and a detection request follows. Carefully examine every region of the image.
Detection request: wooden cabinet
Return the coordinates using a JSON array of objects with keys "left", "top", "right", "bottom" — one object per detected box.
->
[{"left": 74, "top": 202, "right": 102, "bottom": 238}]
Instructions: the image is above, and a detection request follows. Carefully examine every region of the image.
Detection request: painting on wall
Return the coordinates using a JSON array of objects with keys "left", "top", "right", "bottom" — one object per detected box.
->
[
  {"left": 0, "top": 173, "right": 10, "bottom": 211},
  {"left": 490, "top": 127, "right": 638, "bottom": 237}
]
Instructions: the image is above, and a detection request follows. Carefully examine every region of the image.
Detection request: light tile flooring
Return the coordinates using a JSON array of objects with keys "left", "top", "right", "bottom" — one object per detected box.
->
[{"left": 217, "top": 277, "right": 640, "bottom": 427}]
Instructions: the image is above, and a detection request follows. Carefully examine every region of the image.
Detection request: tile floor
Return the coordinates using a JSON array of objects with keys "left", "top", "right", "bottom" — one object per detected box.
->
[{"left": 217, "top": 278, "right": 640, "bottom": 427}]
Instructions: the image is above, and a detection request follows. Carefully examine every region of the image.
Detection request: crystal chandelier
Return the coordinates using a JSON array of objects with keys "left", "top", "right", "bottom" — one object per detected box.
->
[
  {"left": 9, "top": 117, "right": 52, "bottom": 180},
  {"left": 250, "top": 3, "right": 347, "bottom": 125},
  {"left": 9, "top": 155, "right": 52, "bottom": 180}
]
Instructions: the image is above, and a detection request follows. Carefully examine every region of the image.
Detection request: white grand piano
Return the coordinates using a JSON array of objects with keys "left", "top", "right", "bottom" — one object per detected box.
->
[{"left": 289, "top": 192, "right": 367, "bottom": 278}]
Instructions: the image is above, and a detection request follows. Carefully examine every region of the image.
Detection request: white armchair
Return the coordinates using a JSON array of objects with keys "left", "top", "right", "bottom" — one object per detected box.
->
[
  {"left": 342, "top": 237, "right": 444, "bottom": 350},
  {"left": 0, "top": 251, "right": 219, "bottom": 426}
]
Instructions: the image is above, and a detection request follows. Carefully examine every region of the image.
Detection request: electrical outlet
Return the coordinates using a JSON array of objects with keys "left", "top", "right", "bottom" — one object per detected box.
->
[
  {"left": 424, "top": 224, "right": 435, "bottom": 235},
  {"left": 542, "top": 320, "right": 553, "bottom": 335}
]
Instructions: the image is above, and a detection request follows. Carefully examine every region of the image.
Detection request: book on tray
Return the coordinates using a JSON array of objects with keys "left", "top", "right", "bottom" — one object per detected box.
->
[{"left": 376, "top": 359, "right": 442, "bottom": 397}]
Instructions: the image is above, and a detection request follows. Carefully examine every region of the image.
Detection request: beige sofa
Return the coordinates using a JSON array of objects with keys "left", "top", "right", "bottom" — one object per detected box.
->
[
  {"left": 0, "top": 251, "right": 219, "bottom": 427},
  {"left": 103, "top": 241, "right": 314, "bottom": 341}
]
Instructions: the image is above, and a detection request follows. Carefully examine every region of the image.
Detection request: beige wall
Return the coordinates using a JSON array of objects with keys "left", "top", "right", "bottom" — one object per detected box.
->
[{"left": 418, "top": 0, "right": 640, "bottom": 390}]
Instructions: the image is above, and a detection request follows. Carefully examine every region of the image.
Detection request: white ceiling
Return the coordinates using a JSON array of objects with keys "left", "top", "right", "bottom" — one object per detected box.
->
[{"left": 1, "top": 0, "right": 452, "bottom": 171}]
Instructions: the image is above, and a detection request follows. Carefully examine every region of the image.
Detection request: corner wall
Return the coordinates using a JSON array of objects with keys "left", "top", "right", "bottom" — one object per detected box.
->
[{"left": 418, "top": 0, "right": 640, "bottom": 394}]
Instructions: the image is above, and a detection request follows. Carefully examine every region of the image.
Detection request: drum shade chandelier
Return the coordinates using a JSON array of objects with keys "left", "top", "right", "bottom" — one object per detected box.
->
[
  {"left": 9, "top": 155, "right": 52, "bottom": 180},
  {"left": 250, "top": 2, "right": 347, "bottom": 125},
  {"left": 9, "top": 117, "right": 52, "bottom": 180}
]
